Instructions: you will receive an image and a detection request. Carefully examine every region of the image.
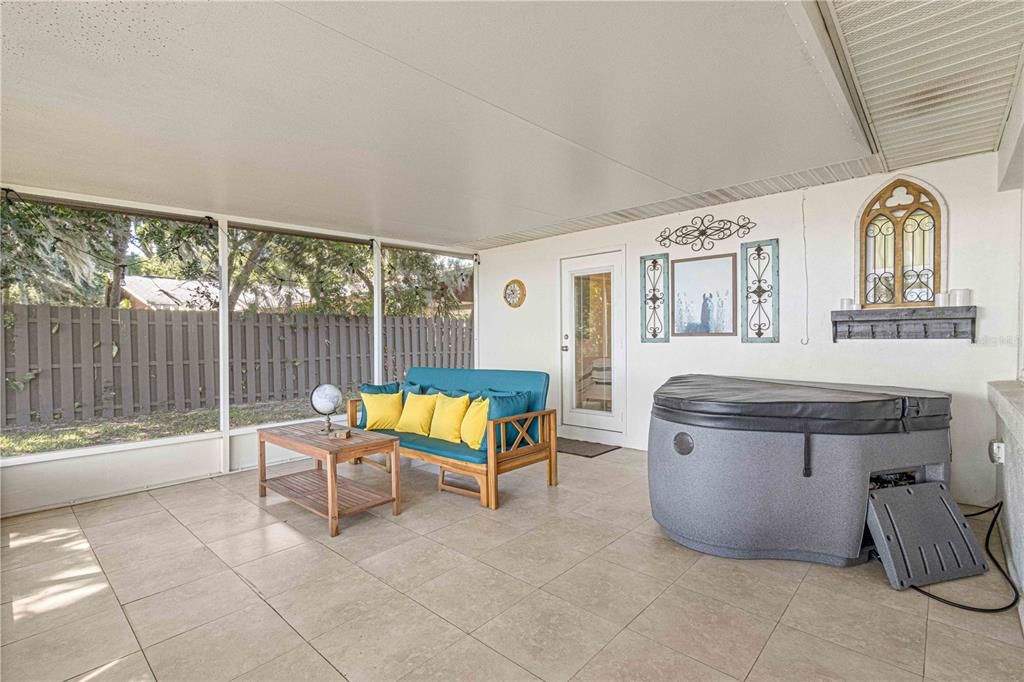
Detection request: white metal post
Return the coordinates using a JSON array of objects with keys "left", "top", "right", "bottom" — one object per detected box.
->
[
  {"left": 372, "top": 239, "right": 384, "bottom": 383},
  {"left": 473, "top": 254, "right": 480, "bottom": 368},
  {"left": 217, "top": 218, "right": 231, "bottom": 473}
]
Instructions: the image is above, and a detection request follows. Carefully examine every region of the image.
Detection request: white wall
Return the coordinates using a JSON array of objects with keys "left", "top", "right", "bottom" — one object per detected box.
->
[
  {"left": 0, "top": 430, "right": 308, "bottom": 516},
  {"left": 479, "top": 153, "right": 1021, "bottom": 505}
]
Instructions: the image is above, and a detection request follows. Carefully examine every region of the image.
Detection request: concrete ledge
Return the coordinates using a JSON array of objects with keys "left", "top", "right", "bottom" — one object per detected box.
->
[{"left": 986, "top": 380, "right": 1024, "bottom": 630}]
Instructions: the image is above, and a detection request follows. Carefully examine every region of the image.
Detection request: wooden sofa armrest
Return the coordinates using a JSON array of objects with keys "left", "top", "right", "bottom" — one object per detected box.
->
[
  {"left": 346, "top": 398, "right": 363, "bottom": 427},
  {"left": 488, "top": 408, "right": 557, "bottom": 454}
]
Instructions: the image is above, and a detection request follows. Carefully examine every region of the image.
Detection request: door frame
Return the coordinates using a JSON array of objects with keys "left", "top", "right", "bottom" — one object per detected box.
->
[{"left": 559, "top": 246, "right": 627, "bottom": 434}]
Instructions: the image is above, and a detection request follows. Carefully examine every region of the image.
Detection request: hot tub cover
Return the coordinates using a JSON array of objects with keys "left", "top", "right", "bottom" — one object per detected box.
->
[{"left": 652, "top": 374, "right": 951, "bottom": 435}]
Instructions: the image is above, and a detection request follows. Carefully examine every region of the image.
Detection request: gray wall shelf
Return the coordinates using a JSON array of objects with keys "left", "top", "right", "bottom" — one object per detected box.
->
[{"left": 831, "top": 306, "right": 977, "bottom": 342}]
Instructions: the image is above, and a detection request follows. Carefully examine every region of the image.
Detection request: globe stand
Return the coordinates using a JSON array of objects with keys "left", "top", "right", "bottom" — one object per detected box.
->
[{"left": 321, "top": 415, "right": 351, "bottom": 439}]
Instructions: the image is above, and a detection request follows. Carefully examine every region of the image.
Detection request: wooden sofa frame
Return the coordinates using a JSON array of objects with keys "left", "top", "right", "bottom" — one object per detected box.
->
[{"left": 347, "top": 399, "right": 557, "bottom": 509}]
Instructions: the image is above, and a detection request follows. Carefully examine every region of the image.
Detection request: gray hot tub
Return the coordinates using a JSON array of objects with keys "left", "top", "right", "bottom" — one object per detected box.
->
[{"left": 648, "top": 375, "right": 953, "bottom": 567}]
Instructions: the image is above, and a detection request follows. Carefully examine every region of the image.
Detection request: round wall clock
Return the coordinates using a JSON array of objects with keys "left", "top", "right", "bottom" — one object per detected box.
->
[{"left": 503, "top": 279, "right": 526, "bottom": 308}]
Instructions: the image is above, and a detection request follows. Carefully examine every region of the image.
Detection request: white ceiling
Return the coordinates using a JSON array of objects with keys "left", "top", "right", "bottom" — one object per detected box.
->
[{"left": 1, "top": 1, "right": 873, "bottom": 249}]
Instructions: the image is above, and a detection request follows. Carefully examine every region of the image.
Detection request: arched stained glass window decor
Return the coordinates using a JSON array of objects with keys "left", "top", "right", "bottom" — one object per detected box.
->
[{"left": 860, "top": 179, "right": 942, "bottom": 308}]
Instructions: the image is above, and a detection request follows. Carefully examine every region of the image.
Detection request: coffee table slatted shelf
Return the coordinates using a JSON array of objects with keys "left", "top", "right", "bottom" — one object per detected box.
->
[
  {"left": 258, "top": 422, "right": 401, "bottom": 536},
  {"left": 264, "top": 468, "right": 394, "bottom": 518}
]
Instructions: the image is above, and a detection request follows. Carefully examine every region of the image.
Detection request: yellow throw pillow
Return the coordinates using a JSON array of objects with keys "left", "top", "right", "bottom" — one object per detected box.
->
[
  {"left": 460, "top": 397, "right": 490, "bottom": 450},
  {"left": 360, "top": 392, "right": 402, "bottom": 430},
  {"left": 396, "top": 393, "right": 438, "bottom": 436},
  {"left": 429, "top": 393, "right": 471, "bottom": 444}
]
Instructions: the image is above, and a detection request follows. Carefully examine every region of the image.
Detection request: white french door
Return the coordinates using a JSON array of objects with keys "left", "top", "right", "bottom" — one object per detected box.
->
[{"left": 560, "top": 250, "right": 625, "bottom": 433}]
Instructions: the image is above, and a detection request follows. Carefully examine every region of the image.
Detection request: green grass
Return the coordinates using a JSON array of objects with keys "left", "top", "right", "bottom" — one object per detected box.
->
[{"left": 1, "top": 400, "right": 318, "bottom": 456}]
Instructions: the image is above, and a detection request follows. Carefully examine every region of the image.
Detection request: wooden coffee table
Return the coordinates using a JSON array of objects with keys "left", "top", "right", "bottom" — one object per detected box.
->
[{"left": 257, "top": 422, "right": 401, "bottom": 537}]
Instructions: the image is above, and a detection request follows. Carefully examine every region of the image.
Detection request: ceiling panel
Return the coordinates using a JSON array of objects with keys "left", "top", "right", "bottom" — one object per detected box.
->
[
  {"left": 288, "top": 1, "right": 870, "bottom": 192},
  {"left": 2, "top": 1, "right": 873, "bottom": 247}
]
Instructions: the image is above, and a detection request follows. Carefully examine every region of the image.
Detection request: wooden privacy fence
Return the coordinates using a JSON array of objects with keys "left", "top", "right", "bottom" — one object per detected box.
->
[{"left": 1, "top": 305, "right": 473, "bottom": 427}]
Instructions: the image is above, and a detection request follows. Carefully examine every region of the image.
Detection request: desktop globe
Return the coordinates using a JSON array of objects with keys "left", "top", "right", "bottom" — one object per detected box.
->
[{"left": 310, "top": 383, "right": 350, "bottom": 438}]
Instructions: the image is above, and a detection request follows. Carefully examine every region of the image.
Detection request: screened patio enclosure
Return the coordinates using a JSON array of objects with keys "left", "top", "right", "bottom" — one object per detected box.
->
[{"left": 0, "top": 190, "right": 478, "bottom": 515}]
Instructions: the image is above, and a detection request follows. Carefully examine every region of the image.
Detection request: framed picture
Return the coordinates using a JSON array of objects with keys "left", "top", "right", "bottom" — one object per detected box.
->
[
  {"left": 671, "top": 253, "right": 737, "bottom": 336},
  {"left": 640, "top": 253, "right": 669, "bottom": 343},
  {"left": 741, "top": 239, "right": 780, "bottom": 343}
]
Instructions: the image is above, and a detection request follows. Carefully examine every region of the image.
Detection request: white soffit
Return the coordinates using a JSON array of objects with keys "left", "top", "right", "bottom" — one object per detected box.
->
[
  {"left": 825, "top": 0, "right": 1024, "bottom": 170},
  {"left": 459, "top": 155, "right": 884, "bottom": 251},
  {"left": 2, "top": 1, "right": 870, "bottom": 249}
]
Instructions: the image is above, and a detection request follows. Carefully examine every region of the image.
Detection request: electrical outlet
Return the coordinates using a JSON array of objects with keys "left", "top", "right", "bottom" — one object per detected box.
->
[{"left": 988, "top": 439, "right": 1006, "bottom": 465}]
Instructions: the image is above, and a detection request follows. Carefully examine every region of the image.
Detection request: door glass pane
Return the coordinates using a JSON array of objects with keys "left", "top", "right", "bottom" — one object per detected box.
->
[{"left": 574, "top": 271, "right": 612, "bottom": 412}]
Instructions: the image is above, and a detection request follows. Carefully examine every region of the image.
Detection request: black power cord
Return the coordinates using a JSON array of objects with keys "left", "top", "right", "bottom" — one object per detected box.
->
[{"left": 906, "top": 501, "right": 1019, "bottom": 613}]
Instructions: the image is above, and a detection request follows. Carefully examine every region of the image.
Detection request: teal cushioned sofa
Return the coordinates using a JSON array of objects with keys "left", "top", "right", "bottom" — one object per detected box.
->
[{"left": 347, "top": 367, "right": 557, "bottom": 509}]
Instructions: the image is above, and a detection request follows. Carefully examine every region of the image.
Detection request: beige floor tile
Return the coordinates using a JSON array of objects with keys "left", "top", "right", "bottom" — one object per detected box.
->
[
  {"left": 235, "top": 643, "right": 343, "bottom": 681},
  {"left": 408, "top": 560, "right": 535, "bottom": 632},
  {"left": 317, "top": 514, "right": 420, "bottom": 563},
  {"left": 572, "top": 497, "right": 652, "bottom": 530},
  {"left": 557, "top": 471, "right": 634, "bottom": 498},
  {"left": 1, "top": 509, "right": 80, "bottom": 548},
  {"left": 633, "top": 518, "right": 673, "bottom": 539},
  {"left": 596, "top": 530, "right": 701, "bottom": 582},
  {"left": 144, "top": 602, "right": 303, "bottom": 682},
  {"left": 629, "top": 584, "right": 775, "bottom": 680},
  {"left": 676, "top": 555, "right": 805, "bottom": 621},
  {"left": 1, "top": 550, "right": 103, "bottom": 604},
  {"left": 161, "top": 493, "right": 262, "bottom": 527},
  {"left": 2, "top": 506, "right": 78, "bottom": 532},
  {"left": 801, "top": 561, "right": 928, "bottom": 616},
  {"left": 478, "top": 498, "right": 567, "bottom": 532},
  {"left": 517, "top": 486, "right": 597, "bottom": 513},
  {"left": 104, "top": 545, "right": 228, "bottom": 604},
  {"left": 1, "top": 571, "right": 118, "bottom": 645},
  {"left": 925, "top": 620, "right": 1024, "bottom": 681},
  {"left": 479, "top": 532, "right": 590, "bottom": 587},
  {"left": 182, "top": 504, "right": 281, "bottom": 544},
  {"left": 575, "top": 629, "right": 730, "bottom": 682},
  {"left": 475, "top": 591, "right": 620, "bottom": 682},
  {"left": 81, "top": 510, "right": 184, "bottom": 548},
  {"left": 124, "top": 570, "right": 261, "bottom": 647},
  {"left": 0, "top": 605, "right": 138, "bottom": 682},
  {"left": 148, "top": 478, "right": 224, "bottom": 500},
  {"left": 926, "top": 578, "right": 1023, "bottom": 648},
  {"left": 402, "top": 635, "right": 538, "bottom": 681},
  {"left": 268, "top": 565, "right": 396, "bottom": 639},
  {"left": 236, "top": 541, "right": 352, "bottom": 598},
  {"left": 376, "top": 494, "right": 479, "bottom": 535},
  {"left": 72, "top": 493, "right": 163, "bottom": 530},
  {"left": 359, "top": 537, "right": 472, "bottom": 592},
  {"left": 528, "top": 514, "right": 626, "bottom": 554},
  {"left": 748, "top": 624, "right": 922, "bottom": 681},
  {"left": 427, "top": 514, "right": 525, "bottom": 557},
  {"left": 206, "top": 521, "right": 308, "bottom": 566},
  {"left": 91, "top": 524, "right": 204, "bottom": 573},
  {"left": 781, "top": 582, "right": 926, "bottom": 674},
  {"left": 312, "top": 593, "right": 463, "bottom": 682},
  {"left": 1, "top": 527, "right": 92, "bottom": 571},
  {"left": 543, "top": 557, "right": 667, "bottom": 627},
  {"left": 68, "top": 651, "right": 154, "bottom": 681}
]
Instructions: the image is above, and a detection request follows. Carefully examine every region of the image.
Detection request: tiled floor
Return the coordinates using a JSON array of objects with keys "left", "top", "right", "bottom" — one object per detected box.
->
[{"left": 2, "top": 449, "right": 1022, "bottom": 682}]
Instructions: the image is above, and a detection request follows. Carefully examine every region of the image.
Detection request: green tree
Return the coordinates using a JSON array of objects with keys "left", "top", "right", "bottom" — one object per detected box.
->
[{"left": 2, "top": 194, "right": 472, "bottom": 317}]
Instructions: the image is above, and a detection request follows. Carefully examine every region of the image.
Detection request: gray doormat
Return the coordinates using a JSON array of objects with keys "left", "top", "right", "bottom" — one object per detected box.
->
[{"left": 558, "top": 437, "right": 619, "bottom": 458}]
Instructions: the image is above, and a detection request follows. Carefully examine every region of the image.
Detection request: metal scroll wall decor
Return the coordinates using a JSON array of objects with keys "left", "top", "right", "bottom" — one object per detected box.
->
[
  {"left": 640, "top": 253, "right": 669, "bottom": 343},
  {"left": 740, "top": 239, "right": 780, "bottom": 343},
  {"left": 656, "top": 214, "right": 757, "bottom": 251}
]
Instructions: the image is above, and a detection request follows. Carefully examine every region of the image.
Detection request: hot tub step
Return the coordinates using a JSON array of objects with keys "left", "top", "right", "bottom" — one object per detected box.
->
[{"left": 866, "top": 482, "right": 986, "bottom": 590}]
